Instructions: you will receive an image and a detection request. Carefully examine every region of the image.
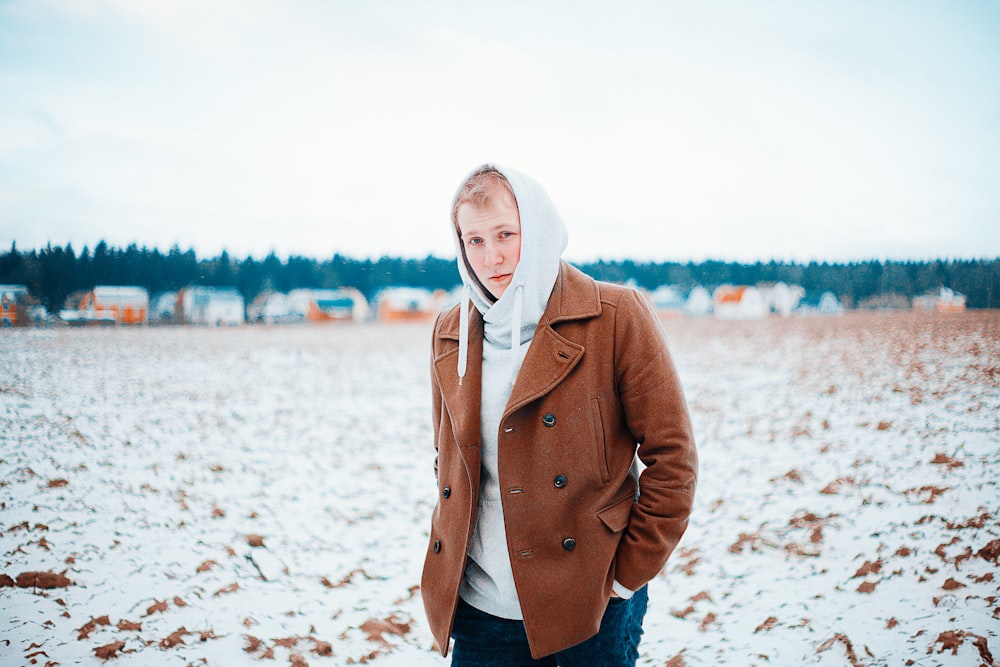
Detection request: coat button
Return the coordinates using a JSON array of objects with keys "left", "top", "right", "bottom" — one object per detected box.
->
[
  {"left": 553, "top": 475, "right": 567, "bottom": 488},
  {"left": 433, "top": 540, "right": 441, "bottom": 553},
  {"left": 542, "top": 413, "right": 556, "bottom": 427},
  {"left": 442, "top": 486, "right": 451, "bottom": 499},
  {"left": 562, "top": 537, "right": 576, "bottom": 551}
]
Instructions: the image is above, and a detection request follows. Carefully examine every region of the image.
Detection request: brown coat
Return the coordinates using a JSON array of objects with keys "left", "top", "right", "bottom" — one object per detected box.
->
[{"left": 421, "top": 262, "right": 697, "bottom": 658}]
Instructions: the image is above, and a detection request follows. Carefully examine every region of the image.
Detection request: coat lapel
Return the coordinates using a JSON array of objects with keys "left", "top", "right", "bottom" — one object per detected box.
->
[
  {"left": 434, "top": 305, "right": 484, "bottom": 473},
  {"left": 505, "top": 262, "right": 602, "bottom": 417}
]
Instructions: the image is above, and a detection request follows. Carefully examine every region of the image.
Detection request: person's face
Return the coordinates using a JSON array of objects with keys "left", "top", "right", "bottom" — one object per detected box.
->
[{"left": 457, "top": 195, "right": 521, "bottom": 299}]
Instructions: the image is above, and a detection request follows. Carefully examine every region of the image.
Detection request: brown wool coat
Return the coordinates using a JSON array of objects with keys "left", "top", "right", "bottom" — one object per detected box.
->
[{"left": 421, "top": 262, "right": 698, "bottom": 659}]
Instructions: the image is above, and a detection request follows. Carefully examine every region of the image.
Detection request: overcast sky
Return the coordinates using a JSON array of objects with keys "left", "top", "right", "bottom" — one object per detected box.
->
[{"left": 1, "top": 0, "right": 998, "bottom": 263}]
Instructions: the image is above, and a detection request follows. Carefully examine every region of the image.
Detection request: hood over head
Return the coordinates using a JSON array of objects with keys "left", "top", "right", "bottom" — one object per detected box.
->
[{"left": 450, "top": 163, "right": 569, "bottom": 382}]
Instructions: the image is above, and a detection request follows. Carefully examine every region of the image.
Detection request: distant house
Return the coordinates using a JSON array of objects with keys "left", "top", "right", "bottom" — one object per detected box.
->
[
  {"left": 913, "top": 286, "right": 967, "bottom": 312},
  {"left": 760, "top": 282, "right": 805, "bottom": 317},
  {"left": 713, "top": 285, "right": 767, "bottom": 320},
  {"left": 248, "top": 292, "right": 295, "bottom": 324},
  {"left": 248, "top": 288, "right": 370, "bottom": 324},
  {"left": 647, "top": 286, "right": 686, "bottom": 319},
  {"left": 179, "top": 287, "right": 245, "bottom": 326},
  {"left": 288, "top": 288, "right": 370, "bottom": 322},
  {"left": 60, "top": 286, "right": 149, "bottom": 325},
  {"left": 684, "top": 286, "right": 713, "bottom": 317},
  {"left": 817, "top": 291, "right": 845, "bottom": 315},
  {"left": 376, "top": 287, "right": 437, "bottom": 321},
  {"left": 1, "top": 284, "right": 29, "bottom": 327}
]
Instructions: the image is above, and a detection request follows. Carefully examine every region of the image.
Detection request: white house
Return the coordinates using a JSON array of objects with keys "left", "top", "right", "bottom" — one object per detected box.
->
[{"left": 179, "top": 287, "right": 245, "bottom": 326}]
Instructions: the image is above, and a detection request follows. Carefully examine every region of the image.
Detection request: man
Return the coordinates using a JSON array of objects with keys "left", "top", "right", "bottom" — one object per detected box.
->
[{"left": 422, "top": 164, "right": 697, "bottom": 665}]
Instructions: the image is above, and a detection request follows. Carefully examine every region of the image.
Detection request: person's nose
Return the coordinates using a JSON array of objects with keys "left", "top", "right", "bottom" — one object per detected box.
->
[{"left": 484, "top": 242, "right": 504, "bottom": 267}]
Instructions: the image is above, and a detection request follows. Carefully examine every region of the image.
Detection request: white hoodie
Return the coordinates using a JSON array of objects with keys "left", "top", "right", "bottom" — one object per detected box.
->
[{"left": 451, "top": 164, "right": 568, "bottom": 619}]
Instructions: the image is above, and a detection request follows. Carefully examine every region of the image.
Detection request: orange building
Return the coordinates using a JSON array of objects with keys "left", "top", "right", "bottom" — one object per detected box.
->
[
  {"left": 712, "top": 285, "right": 768, "bottom": 320},
  {"left": 1, "top": 284, "right": 29, "bottom": 327},
  {"left": 913, "top": 287, "right": 966, "bottom": 312},
  {"left": 62, "top": 286, "right": 149, "bottom": 325},
  {"left": 376, "top": 287, "right": 437, "bottom": 321}
]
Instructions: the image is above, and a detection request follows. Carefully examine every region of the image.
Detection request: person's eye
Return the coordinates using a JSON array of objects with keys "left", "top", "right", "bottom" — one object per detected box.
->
[
  {"left": 467, "top": 237, "right": 483, "bottom": 246},
  {"left": 500, "top": 231, "right": 517, "bottom": 239}
]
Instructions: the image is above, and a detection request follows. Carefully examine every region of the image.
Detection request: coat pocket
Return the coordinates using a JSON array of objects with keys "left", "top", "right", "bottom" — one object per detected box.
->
[
  {"left": 590, "top": 397, "right": 610, "bottom": 483},
  {"left": 597, "top": 492, "right": 635, "bottom": 534}
]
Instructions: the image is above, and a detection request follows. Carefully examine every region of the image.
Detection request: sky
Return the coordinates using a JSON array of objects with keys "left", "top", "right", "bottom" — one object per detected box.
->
[{"left": 1, "top": 0, "right": 998, "bottom": 263}]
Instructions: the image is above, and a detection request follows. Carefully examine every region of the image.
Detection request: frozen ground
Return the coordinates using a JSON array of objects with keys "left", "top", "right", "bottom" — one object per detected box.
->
[{"left": 1, "top": 311, "right": 997, "bottom": 666}]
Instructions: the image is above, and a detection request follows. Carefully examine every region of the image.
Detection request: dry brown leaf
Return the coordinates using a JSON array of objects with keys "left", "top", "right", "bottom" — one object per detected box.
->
[
  {"left": 145, "top": 599, "right": 168, "bottom": 616},
  {"left": 47, "top": 478, "right": 69, "bottom": 488},
  {"left": 196, "top": 560, "right": 217, "bottom": 573},
  {"left": 16, "top": 571, "right": 72, "bottom": 589},
  {"left": 173, "top": 596, "right": 188, "bottom": 607},
  {"left": 728, "top": 532, "right": 760, "bottom": 554},
  {"left": 754, "top": 616, "right": 778, "bottom": 633},
  {"left": 852, "top": 559, "right": 883, "bottom": 578},
  {"left": 820, "top": 477, "right": 854, "bottom": 494},
  {"left": 290, "top": 654, "right": 308, "bottom": 666},
  {"left": 160, "top": 627, "right": 190, "bottom": 649},
  {"left": 816, "top": 633, "right": 862, "bottom": 667},
  {"left": 93, "top": 640, "right": 125, "bottom": 660},
  {"left": 670, "top": 605, "right": 696, "bottom": 619},
  {"left": 246, "top": 534, "right": 265, "bottom": 547},
  {"left": 77, "top": 616, "right": 111, "bottom": 640},
  {"left": 322, "top": 568, "right": 369, "bottom": 588},
  {"left": 903, "top": 486, "right": 949, "bottom": 504},
  {"left": 941, "top": 577, "right": 966, "bottom": 590},
  {"left": 977, "top": 539, "right": 1000, "bottom": 564},
  {"left": 311, "top": 639, "right": 333, "bottom": 656},
  {"left": 930, "top": 453, "right": 963, "bottom": 469},
  {"left": 856, "top": 581, "right": 877, "bottom": 593},
  {"left": 214, "top": 582, "right": 239, "bottom": 596},
  {"left": 946, "top": 513, "right": 990, "bottom": 529},
  {"left": 0, "top": 574, "right": 14, "bottom": 587},
  {"left": 698, "top": 612, "right": 717, "bottom": 632},
  {"left": 244, "top": 636, "right": 265, "bottom": 653},
  {"left": 359, "top": 615, "right": 411, "bottom": 646},
  {"left": 117, "top": 620, "right": 141, "bottom": 632},
  {"left": 666, "top": 649, "right": 686, "bottom": 667}
]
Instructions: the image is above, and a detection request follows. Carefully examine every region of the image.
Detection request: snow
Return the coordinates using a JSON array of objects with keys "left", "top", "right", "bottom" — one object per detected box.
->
[{"left": 1, "top": 311, "right": 998, "bottom": 666}]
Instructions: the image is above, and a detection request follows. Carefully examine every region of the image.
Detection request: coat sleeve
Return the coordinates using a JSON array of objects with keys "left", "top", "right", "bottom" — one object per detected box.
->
[{"left": 611, "top": 288, "right": 698, "bottom": 592}]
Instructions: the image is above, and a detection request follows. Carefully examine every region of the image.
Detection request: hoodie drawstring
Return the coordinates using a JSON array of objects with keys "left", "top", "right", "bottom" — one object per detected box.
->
[{"left": 457, "top": 284, "right": 470, "bottom": 385}]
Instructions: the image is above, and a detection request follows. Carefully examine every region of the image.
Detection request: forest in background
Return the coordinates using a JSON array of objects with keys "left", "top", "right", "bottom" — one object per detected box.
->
[{"left": 1, "top": 241, "right": 998, "bottom": 310}]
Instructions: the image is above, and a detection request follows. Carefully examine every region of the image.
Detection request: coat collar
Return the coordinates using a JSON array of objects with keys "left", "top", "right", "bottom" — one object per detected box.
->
[
  {"left": 435, "top": 261, "right": 602, "bottom": 426},
  {"left": 436, "top": 261, "right": 600, "bottom": 342}
]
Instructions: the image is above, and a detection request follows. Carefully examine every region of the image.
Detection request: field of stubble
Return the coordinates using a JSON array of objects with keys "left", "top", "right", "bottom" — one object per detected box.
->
[{"left": 1, "top": 310, "right": 998, "bottom": 666}]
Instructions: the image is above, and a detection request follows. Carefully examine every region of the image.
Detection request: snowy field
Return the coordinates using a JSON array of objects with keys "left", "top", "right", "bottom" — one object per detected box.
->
[{"left": 2, "top": 311, "right": 998, "bottom": 667}]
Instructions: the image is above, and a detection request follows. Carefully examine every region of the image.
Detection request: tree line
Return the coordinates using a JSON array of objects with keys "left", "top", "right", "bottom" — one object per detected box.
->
[{"left": 1, "top": 241, "right": 998, "bottom": 310}]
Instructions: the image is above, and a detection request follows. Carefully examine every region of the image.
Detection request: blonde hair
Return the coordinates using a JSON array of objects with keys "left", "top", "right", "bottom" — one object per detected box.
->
[{"left": 451, "top": 167, "right": 517, "bottom": 233}]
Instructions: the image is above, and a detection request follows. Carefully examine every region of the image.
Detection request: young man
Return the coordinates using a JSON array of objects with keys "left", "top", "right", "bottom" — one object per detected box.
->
[{"left": 422, "top": 164, "right": 697, "bottom": 665}]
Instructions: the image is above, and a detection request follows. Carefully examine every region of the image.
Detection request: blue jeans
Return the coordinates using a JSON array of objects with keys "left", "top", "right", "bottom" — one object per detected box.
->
[{"left": 450, "top": 586, "right": 648, "bottom": 666}]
